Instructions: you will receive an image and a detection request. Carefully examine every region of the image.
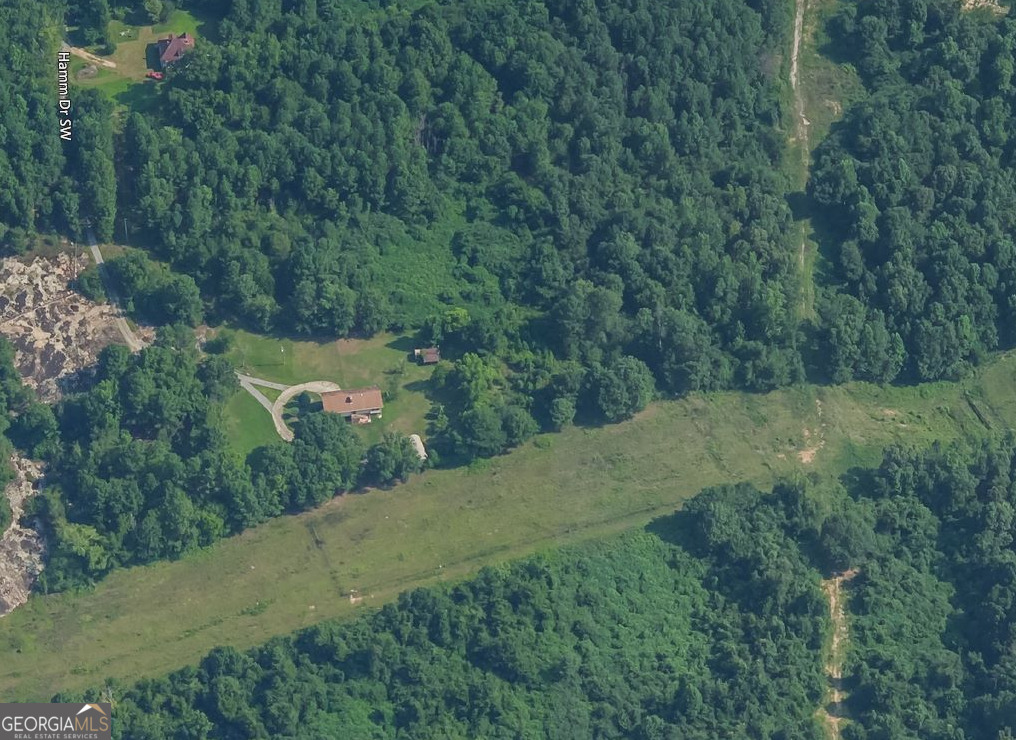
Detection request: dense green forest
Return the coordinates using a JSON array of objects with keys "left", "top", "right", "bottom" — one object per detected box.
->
[
  {"left": 0, "top": 0, "right": 71, "bottom": 248},
  {"left": 107, "top": 0, "right": 1016, "bottom": 445},
  {"left": 812, "top": 0, "right": 1016, "bottom": 382},
  {"left": 11, "top": 0, "right": 1016, "bottom": 659},
  {"left": 7, "top": 0, "right": 1016, "bottom": 736},
  {"left": 0, "top": 0, "right": 119, "bottom": 245},
  {"left": 120, "top": 0, "right": 802, "bottom": 437},
  {"left": 23, "top": 0, "right": 1016, "bottom": 463},
  {"left": 11, "top": 0, "right": 1016, "bottom": 397},
  {"left": 838, "top": 440, "right": 1016, "bottom": 739}
]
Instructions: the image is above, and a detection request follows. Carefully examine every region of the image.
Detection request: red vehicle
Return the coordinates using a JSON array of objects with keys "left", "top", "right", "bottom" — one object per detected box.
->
[{"left": 146, "top": 71, "right": 164, "bottom": 80}]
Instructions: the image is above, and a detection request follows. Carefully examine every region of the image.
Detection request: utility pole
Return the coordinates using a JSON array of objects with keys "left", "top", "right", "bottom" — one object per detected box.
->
[{"left": 123, "top": 217, "right": 128, "bottom": 243}]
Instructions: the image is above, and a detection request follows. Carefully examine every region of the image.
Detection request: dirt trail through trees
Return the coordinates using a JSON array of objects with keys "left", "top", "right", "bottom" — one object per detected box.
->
[
  {"left": 819, "top": 570, "right": 857, "bottom": 739},
  {"left": 790, "top": 0, "right": 810, "bottom": 162},
  {"left": 63, "top": 43, "right": 117, "bottom": 69},
  {"left": 790, "top": 0, "right": 814, "bottom": 316},
  {"left": 86, "top": 232, "right": 146, "bottom": 353}
]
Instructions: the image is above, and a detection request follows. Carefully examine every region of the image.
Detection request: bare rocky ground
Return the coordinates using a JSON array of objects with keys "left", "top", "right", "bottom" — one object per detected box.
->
[
  {"left": 0, "top": 253, "right": 154, "bottom": 615},
  {"left": 819, "top": 569, "right": 858, "bottom": 739},
  {"left": 0, "top": 455, "right": 44, "bottom": 616},
  {"left": 0, "top": 253, "right": 152, "bottom": 402}
]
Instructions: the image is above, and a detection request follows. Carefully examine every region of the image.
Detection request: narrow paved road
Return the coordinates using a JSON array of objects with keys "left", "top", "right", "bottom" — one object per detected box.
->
[
  {"left": 86, "top": 230, "right": 145, "bottom": 352},
  {"left": 236, "top": 374, "right": 288, "bottom": 392},
  {"left": 236, "top": 376, "right": 275, "bottom": 413},
  {"left": 236, "top": 374, "right": 341, "bottom": 442}
]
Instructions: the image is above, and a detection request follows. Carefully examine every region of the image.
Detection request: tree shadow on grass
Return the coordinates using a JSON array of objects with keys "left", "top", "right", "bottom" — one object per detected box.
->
[
  {"left": 839, "top": 465, "right": 880, "bottom": 501},
  {"left": 144, "top": 42, "right": 162, "bottom": 71},
  {"left": 644, "top": 507, "right": 698, "bottom": 550},
  {"left": 114, "top": 81, "right": 159, "bottom": 115},
  {"left": 385, "top": 335, "right": 418, "bottom": 354}
]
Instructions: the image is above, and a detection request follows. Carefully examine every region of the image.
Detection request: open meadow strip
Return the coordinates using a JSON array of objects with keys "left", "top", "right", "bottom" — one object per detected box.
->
[{"left": 0, "top": 354, "right": 1012, "bottom": 698}]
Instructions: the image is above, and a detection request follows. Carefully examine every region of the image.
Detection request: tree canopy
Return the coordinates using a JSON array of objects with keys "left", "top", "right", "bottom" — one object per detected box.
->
[
  {"left": 0, "top": 0, "right": 79, "bottom": 249},
  {"left": 812, "top": 0, "right": 1016, "bottom": 382},
  {"left": 119, "top": 0, "right": 801, "bottom": 407}
]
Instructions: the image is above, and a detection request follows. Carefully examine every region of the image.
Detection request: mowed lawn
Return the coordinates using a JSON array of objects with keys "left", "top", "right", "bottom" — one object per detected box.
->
[
  {"left": 3, "top": 352, "right": 1014, "bottom": 698},
  {"left": 222, "top": 331, "right": 434, "bottom": 455},
  {"left": 69, "top": 9, "right": 208, "bottom": 112}
]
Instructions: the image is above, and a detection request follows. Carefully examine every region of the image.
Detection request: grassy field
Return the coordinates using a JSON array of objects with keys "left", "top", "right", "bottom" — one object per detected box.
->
[
  {"left": 222, "top": 391, "right": 279, "bottom": 455},
  {"left": 3, "top": 349, "right": 1016, "bottom": 700},
  {"left": 222, "top": 330, "right": 435, "bottom": 455}
]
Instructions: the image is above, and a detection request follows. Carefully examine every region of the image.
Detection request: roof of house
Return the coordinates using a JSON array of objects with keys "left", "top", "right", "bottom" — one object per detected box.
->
[
  {"left": 417, "top": 347, "right": 441, "bottom": 363},
  {"left": 321, "top": 387, "right": 384, "bottom": 415},
  {"left": 158, "top": 33, "right": 195, "bottom": 65}
]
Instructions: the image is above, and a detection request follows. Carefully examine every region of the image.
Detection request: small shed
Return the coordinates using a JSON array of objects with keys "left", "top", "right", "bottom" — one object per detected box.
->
[
  {"left": 409, "top": 434, "right": 428, "bottom": 461},
  {"left": 414, "top": 347, "right": 441, "bottom": 365}
]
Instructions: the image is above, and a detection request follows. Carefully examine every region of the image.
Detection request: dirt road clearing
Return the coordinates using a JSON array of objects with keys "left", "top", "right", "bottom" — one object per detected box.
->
[
  {"left": 819, "top": 569, "right": 858, "bottom": 739},
  {"left": 63, "top": 43, "right": 117, "bottom": 69}
]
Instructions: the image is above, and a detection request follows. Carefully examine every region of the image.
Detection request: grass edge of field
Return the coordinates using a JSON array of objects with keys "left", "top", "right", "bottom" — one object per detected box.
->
[{"left": 1, "top": 350, "right": 1014, "bottom": 700}]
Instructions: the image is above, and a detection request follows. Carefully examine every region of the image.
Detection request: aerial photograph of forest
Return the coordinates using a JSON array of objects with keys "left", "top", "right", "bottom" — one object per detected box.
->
[{"left": 1, "top": 0, "right": 1016, "bottom": 736}]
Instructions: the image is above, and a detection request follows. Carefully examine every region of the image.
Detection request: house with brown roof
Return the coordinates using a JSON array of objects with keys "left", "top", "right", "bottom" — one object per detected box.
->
[
  {"left": 157, "top": 33, "right": 194, "bottom": 68},
  {"left": 320, "top": 387, "right": 383, "bottom": 423}
]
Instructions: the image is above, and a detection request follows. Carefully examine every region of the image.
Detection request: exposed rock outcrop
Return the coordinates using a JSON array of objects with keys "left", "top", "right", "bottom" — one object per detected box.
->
[
  {"left": 0, "top": 254, "right": 152, "bottom": 401},
  {"left": 0, "top": 455, "right": 44, "bottom": 617}
]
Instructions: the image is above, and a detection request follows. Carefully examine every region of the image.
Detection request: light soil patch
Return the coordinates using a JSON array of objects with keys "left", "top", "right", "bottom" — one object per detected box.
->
[
  {"left": 819, "top": 569, "right": 858, "bottom": 739},
  {"left": 790, "top": 0, "right": 814, "bottom": 319},
  {"left": 64, "top": 44, "right": 116, "bottom": 68},
  {"left": 0, "top": 456, "right": 44, "bottom": 617},
  {"left": 0, "top": 254, "right": 151, "bottom": 401},
  {"left": 796, "top": 398, "right": 827, "bottom": 464},
  {"left": 962, "top": 0, "right": 1007, "bottom": 13}
]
